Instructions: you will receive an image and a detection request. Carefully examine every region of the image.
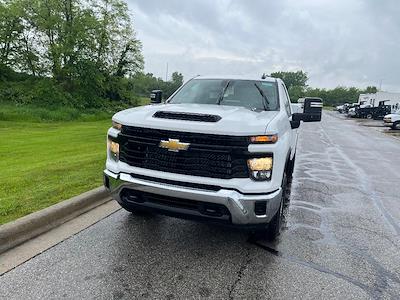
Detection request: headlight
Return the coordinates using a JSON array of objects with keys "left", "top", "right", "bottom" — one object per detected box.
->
[
  {"left": 112, "top": 121, "right": 122, "bottom": 130},
  {"left": 108, "top": 138, "right": 119, "bottom": 161},
  {"left": 247, "top": 157, "right": 273, "bottom": 181}
]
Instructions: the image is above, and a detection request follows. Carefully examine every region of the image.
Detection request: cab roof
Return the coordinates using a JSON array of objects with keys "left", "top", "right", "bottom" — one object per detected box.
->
[{"left": 194, "top": 75, "right": 278, "bottom": 83}]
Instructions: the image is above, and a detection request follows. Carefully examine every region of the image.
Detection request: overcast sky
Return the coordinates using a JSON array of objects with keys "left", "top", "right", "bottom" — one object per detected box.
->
[{"left": 127, "top": 0, "right": 400, "bottom": 91}]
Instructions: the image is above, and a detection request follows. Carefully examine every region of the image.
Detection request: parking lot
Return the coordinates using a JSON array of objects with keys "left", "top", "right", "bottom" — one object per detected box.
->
[
  {"left": 1, "top": 112, "right": 400, "bottom": 299},
  {"left": 332, "top": 110, "right": 400, "bottom": 140}
]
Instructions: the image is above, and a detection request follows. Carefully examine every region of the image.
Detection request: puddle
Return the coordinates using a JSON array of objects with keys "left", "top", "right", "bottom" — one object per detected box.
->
[
  {"left": 383, "top": 129, "right": 400, "bottom": 137},
  {"left": 363, "top": 124, "right": 384, "bottom": 128}
]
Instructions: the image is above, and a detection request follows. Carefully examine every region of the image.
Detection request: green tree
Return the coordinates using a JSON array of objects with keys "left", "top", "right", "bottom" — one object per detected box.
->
[
  {"left": 171, "top": 72, "right": 184, "bottom": 85},
  {"left": 270, "top": 71, "right": 308, "bottom": 90},
  {"left": 0, "top": 0, "right": 145, "bottom": 107},
  {"left": 2, "top": 0, "right": 143, "bottom": 81},
  {"left": 163, "top": 71, "right": 183, "bottom": 98},
  {"left": 92, "top": 0, "right": 143, "bottom": 77},
  {"left": 128, "top": 71, "right": 184, "bottom": 100},
  {"left": 270, "top": 71, "right": 309, "bottom": 102},
  {"left": 0, "top": 0, "right": 23, "bottom": 67},
  {"left": 364, "top": 86, "right": 378, "bottom": 94}
]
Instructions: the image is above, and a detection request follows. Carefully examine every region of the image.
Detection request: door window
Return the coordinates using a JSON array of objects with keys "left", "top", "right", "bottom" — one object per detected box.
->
[{"left": 281, "top": 84, "right": 292, "bottom": 117}]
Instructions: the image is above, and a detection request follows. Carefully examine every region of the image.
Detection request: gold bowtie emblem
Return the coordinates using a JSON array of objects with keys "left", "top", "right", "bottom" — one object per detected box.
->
[{"left": 159, "top": 139, "right": 190, "bottom": 152}]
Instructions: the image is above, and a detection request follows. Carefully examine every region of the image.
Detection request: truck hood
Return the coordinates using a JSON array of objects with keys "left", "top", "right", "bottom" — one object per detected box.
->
[
  {"left": 385, "top": 113, "right": 400, "bottom": 119},
  {"left": 113, "top": 104, "right": 279, "bottom": 135}
]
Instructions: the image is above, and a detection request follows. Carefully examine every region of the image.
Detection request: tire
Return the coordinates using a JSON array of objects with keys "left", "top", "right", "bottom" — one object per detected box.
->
[
  {"left": 265, "top": 173, "right": 288, "bottom": 241},
  {"left": 392, "top": 121, "right": 400, "bottom": 130},
  {"left": 366, "top": 114, "right": 373, "bottom": 119},
  {"left": 287, "top": 155, "right": 296, "bottom": 184}
]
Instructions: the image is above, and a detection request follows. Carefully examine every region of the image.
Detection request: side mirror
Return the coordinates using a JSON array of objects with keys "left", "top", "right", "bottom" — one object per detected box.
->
[
  {"left": 303, "top": 97, "right": 323, "bottom": 122},
  {"left": 290, "top": 119, "right": 301, "bottom": 129},
  {"left": 150, "top": 90, "right": 163, "bottom": 104},
  {"left": 293, "top": 97, "right": 323, "bottom": 123}
]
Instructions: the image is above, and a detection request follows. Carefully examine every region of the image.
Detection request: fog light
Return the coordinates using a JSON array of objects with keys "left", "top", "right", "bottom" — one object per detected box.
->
[{"left": 251, "top": 170, "right": 271, "bottom": 180}]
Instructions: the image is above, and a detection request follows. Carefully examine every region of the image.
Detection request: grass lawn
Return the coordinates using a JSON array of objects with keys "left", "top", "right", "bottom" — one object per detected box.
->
[{"left": 0, "top": 119, "right": 111, "bottom": 225}]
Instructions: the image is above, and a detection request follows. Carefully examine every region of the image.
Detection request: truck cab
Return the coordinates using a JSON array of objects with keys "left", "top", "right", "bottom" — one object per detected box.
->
[{"left": 103, "top": 75, "right": 322, "bottom": 240}]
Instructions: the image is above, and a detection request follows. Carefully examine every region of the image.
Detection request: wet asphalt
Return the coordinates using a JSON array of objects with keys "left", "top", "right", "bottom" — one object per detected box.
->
[{"left": 1, "top": 112, "right": 400, "bottom": 299}]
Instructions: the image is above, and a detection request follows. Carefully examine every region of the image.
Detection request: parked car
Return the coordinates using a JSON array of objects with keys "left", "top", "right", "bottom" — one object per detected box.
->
[
  {"left": 103, "top": 75, "right": 323, "bottom": 240},
  {"left": 383, "top": 110, "right": 400, "bottom": 130},
  {"left": 336, "top": 103, "right": 349, "bottom": 113},
  {"left": 347, "top": 103, "right": 360, "bottom": 117}
]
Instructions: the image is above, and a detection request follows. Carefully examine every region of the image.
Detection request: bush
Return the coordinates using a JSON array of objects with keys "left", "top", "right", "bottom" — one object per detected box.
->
[
  {"left": 0, "top": 104, "right": 115, "bottom": 122},
  {"left": 0, "top": 66, "right": 182, "bottom": 113}
]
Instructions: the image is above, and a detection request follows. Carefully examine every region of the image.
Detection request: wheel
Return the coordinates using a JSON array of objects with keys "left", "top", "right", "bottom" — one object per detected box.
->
[
  {"left": 265, "top": 173, "right": 288, "bottom": 241},
  {"left": 392, "top": 121, "right": 400, "bottom": 130},
  {"left": 251, "top": 172, "right": 290, "bottom": 241},
  {"left": 287, "top": 155, "right": 296, "bottom": 184},
  {"left": 366, "top": 114, "right": 373, "bottom": 119}
]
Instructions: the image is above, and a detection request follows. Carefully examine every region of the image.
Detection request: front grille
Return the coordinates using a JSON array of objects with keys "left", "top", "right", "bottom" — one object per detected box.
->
[
  {"left": 153, "top": 111, "right": 221, "bottom": 122},
  {"left": 119, "top": 126, "right": 250, "bottom": 179}
]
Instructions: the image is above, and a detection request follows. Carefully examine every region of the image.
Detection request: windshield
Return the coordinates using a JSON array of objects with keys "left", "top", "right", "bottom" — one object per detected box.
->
[{"left": 169, "top": 79, "right": 279, "bottom": 111}]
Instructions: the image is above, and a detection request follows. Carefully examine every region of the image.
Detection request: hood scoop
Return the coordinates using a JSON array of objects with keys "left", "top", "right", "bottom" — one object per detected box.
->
[{"left": 153, "top": 111, "right": 221, "bottom": 122}]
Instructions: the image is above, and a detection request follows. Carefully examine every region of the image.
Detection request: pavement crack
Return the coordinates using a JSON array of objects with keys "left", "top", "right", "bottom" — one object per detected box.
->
[
  {"left": 248, "top": 238, "right": 383, "bottom": 299},
  {"left": 228, "top": 246, "right": 253, "bottom": 300}
]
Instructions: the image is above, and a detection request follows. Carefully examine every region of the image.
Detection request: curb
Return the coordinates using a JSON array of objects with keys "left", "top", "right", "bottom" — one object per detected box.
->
[{"left": 0, "top": 187, "right": 110, "bottom": 254}]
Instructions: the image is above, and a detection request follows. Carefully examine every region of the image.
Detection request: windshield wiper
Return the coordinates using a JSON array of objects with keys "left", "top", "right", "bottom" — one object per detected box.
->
[
  {"left": 217, "top": 80, "right": 231, "bottom": 105},
  {"left": 254, "top": 83, "right": 270, "bottom": 110}
]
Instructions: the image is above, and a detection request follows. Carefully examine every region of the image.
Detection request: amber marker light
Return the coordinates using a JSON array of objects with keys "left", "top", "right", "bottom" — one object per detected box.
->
[{"left": 250, "top": 135, "right": 278, "bottom": 144}]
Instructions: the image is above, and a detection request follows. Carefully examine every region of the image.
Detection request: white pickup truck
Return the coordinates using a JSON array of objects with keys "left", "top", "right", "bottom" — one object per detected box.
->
[
  {"left": 383, "top": 110, "right": 400, "bottom": 130},
  {"left": 104, "top": 75, "right": 322, "bottom": 240}
]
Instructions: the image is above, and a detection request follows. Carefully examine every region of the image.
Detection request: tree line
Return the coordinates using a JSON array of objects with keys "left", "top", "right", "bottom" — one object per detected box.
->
[
  {"left": 0, "top": 0, "right": 376, "bottom": 109},
  {"left": 271, "top": 71, "right": 377, "bottom": 106},
  {"left": 0, "top": 0, "right": 182, "bottom": 108}
]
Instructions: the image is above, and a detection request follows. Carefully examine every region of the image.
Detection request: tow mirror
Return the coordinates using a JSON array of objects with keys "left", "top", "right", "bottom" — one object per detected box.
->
[
  {"left": 150, "top": 90, "right": 163, "bottom": 104},
  {"left": 292, "top": 97, "right": 323, "bottom": 123},
  {"left": 303, "top": 97, "right": 323, "bottom": 122},
  {"left": 290, "top": 118, "right": 301, "bottom": 129}
]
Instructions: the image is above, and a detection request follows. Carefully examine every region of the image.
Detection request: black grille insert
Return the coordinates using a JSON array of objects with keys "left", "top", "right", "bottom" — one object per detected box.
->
[
  {"left": 153, "top": 111, "right": 221, "bottom": 122},
  {"left": 119, "top": 126, "right": 250, "bottom": 179}
]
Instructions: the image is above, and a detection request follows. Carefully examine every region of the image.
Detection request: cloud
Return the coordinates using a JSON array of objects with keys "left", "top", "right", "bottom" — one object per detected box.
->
[{"left": 128, "top": 0, "right": 400, "bottom": 91}]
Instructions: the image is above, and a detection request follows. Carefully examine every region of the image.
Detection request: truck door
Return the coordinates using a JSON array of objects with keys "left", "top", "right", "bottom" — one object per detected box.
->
[{"left": 280, "top": 83, "right": 297, "bottom": 159}]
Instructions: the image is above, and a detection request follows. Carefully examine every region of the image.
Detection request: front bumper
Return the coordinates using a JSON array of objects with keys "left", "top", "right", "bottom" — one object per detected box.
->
[
  {"left": 384, "top": 121, "right": 393, "bottom": 127},
  {"left": 104, "top": 170, "right": 282, "bottom": 226}
]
